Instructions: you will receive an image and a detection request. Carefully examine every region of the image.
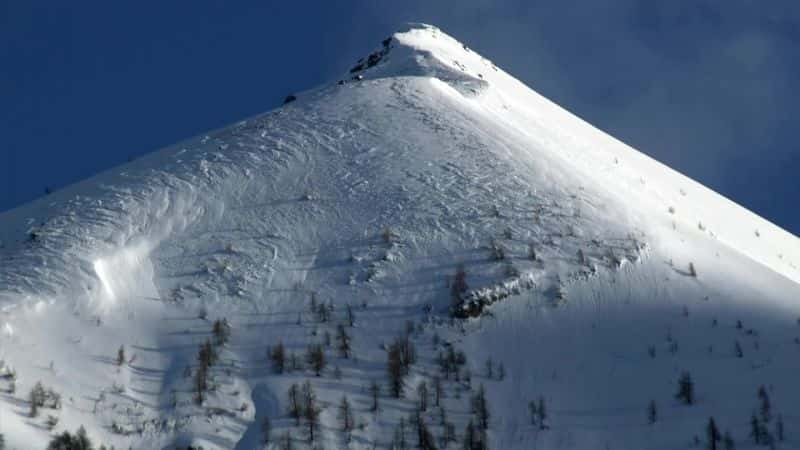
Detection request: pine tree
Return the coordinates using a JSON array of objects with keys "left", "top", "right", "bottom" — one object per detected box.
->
[
  {"left": 722, "top": 431, "right": 734, "bottom": 450},
  {"left": 497, "top": 363, "right": 505, "bottom": 381},
  {"left": 369, "top": 380, "right": 380, "bottom": 412},
  {"left": 0, "top": 432, "right": 4, "bottom": 450},
  {"left": 758, "top": 385, "right": 771, "bottom": 423},
  {"left": 287, "top": 383, "right": 301, "bottom": 425},
  {"left": 346, "top": 303, "right": 355, "bottom": 327},
  {"left": 472, "top": 384, "right": 490, "bottom": 431},
  {"left": 451, "top": 265, "right": 469, "bottom": 311},
  {"left": 776, "top": 414, "right": 784, "bottom": 441},
  {"left": 433, "top": 376, "right": 443, "bottom": 407},
  {"left": 734, "top": 341, "right": 743, "bottom": 358},
  {"left": 647, "top": 400, "right": 657, "bottom": 425},
  {"left": 269, "top": 341, "right": 286, "bottom": 374},
  {"left": 280, "top": 431, "right": 294, "bottom": 450},
  {"left": 336, "top": 324, "right": 352, "bottom": 359},
  {"left": 301, "top": 381, "right": 321, "bottom": 443},
  {"left": 261, "top": 416, "right": 271, "bottom": 445},
  {"left": 537, "top": 396, "right": 548, "bottom": 430},
  {"left": 393, "top": 417, "right": 409, "bottom": 450},
  {"left": 116, "top": 345, "right": 125, "bottom": 366},
  {"left": 706, "top": 417, "right": 721, "bottom": 450},
  {"left": 675, "top": 371, "right": 694, "bottom": 405},
  {"left": 212, "top": 318, "right": 231, "bottom": 346},
  {"left": 485, "top": 358, "right": 493, "bottom": 379},
  {"left": 528, "top": 400, "right": 538, "bottom": 426},
  {"left": 750, "top": 412, "right": 762, "bottom": 444},
  {"left": 338, "top": 395, "right": 355, "bottom": 439},
  {"left": 29, "top": 381, "right": 46, "bottom": 417},
  {"left": 415, "top": 412, "right": 438, "bottom": 450},
  {"left": 387, "top": 341, "right": 405, "bottom": 398},
  {"left": 306, "top": 344, "right": 326, "bottom": 376},
  {"left": 463, "top": 419, "right": 476, "bottom": 450}
]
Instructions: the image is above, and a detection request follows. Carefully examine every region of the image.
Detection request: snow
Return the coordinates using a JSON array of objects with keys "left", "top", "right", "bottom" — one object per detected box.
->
[{"left": 0, "top": 23, "right": 799, "bottom": 449}]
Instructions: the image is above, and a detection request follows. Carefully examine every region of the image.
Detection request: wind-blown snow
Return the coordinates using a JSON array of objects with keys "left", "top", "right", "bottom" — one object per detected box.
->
[{"left": 0, "top": 23, "right": 798, "bottom": 449}]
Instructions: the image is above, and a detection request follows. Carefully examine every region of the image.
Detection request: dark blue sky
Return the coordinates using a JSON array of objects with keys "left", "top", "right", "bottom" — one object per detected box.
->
[{"left": 2, "top": 1, "right": 799, "bottom": 234}]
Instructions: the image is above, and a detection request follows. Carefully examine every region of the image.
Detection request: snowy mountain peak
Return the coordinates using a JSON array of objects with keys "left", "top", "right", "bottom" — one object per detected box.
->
[
  {"left": 1, "top": 24, "right": 800, "bottom": 449},
  {"left": 345, "top": 23, "right": 490, "bottom": 95}
]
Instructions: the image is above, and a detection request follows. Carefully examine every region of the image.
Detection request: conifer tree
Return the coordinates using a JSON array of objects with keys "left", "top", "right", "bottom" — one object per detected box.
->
[
  {"left": 750, "top": 412, "right": 762, "bottom": 444},
  {"left": 675, "top": 371, "right": 694, "bottom": 405},
  {"left": 346, "top": 303, "right": 355, "bottom": 327},
  {"left": 269, "top": 341, "right": 286, "bottom": 374},
  {"left": 418, "top": 381, "right": 429, "bottom": 412},
  {"left": 497, "top": 363, "right": 505, "bottom": 381},
  {"left": 776, "top": 414, "right": 784, "bottom": 441},
  {"left": 287, "top": 383, "right": 301, "bottom": 425},
  {"left": 472, "top": 384, "right": 490, "bottom": 431},
  {"left": 706, "top": 417, "right": 721, "bottom": 450},
  {"left": 734, "top": 341, "right": 743, "bottom": 358},
  {"left": 537, "top": 396, "right": 548, "bottom": 430},
  {"left": 116, "top": 345, "right": 125, "bottom": 366},
  {"left": 212, "top": 318, "right": 231, "bottom": 346},
  {"left": 369, "top": 380, "right": 380, "bottom": 412},
  {"left": 338, "top": 395, "right": 354, "bottom": 440},
  {"left": 306, "top": 344, "right": 326, "bottom": 376},
  {"left": 758, "top": 385, "right": 771, "bottom": 423},
  {"left": 647, "top": 400, "right": 657, "bottom": 425},
  {"left": 261, "top": 416, "right": 271, "bottom": 446},
  {"left": 301, "top": 381, "right": 320, "bottom": 443},
  {"left": 485, "top": 358, "right": 493, "bottom": 379},
  {"left": 433, "top": 376, "right": 443, "bottom": 407},
  {"left": 722, "top": 431, "right": 734, "bottom": 450},
  {"left": 387, "top": 341, "right": 405, "bottom": 398},
  {"left": 336, "top": 324, "right": 352, "bottom": 359}
]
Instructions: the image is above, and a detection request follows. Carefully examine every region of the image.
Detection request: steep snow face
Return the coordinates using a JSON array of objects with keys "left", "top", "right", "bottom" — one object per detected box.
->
[{"left": 0, "top": 23, "right": 799, "bottom": 449}]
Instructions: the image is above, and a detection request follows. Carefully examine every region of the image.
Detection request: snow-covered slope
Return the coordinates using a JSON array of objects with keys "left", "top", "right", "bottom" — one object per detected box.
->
[{"left": 1, "top": 24, "right": 799, "bottom": 449}]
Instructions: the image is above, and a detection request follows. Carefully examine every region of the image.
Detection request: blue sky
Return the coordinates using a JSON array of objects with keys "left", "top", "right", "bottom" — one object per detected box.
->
[{"left": 2, "top": 1, "right": 799, "bottom": 234}]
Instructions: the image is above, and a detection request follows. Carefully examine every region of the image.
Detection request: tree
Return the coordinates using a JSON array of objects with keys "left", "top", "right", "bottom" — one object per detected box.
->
[
  {"left": 647, "top": 400, "right": 657, "bottom": 425},
  {"left": 212, "top": 318, "right": 231, "bottom": 346},
  {"left": 280, "top": 432, "right": 294, "bottom": 450},
  {"left": 734, "top": 341, "right": 743, "bottom": 358},
  {"left": 528, "top": 400, "right": 538, "bottom": 426},
  {"left": 537, "top": 396, "right": 548, "bottom": 430},
  {"left": 776, "top": 414, "right": 784, "bottom": 441},
  {"left": 261, "top": 416, "right": 271, "bottom": 446},
  {"left": 497, "top": 363, "right": 505, "bottom": 381},
  {"left": 116, "top": 345, "right": 125, "bottom": 366},
  {"left": 417, "top": 381, "right": 429, "bottom": 412},
  {"left": 387, "top": 341, "right": 405, "bottom": 398},
  {"left": 750, "top": 412, "right": 763, "bottom": 444},
  {"left": 464, "top": 419, "right": 476, "bottom": 450},
  {"left": 0, "top": 432, "right": 5, "bottom": 450},
  {"left": 346, "top": 304, "right": 355, "bottom": 327},
  {"left": 46, "top": 426, "right": 93, "bottom": 450},
  {"left": 433, "top": 376, "right": 443, "bottom": 407},
  {"left": 485, "top": 358, "right": 493, "bottom": 379},
  {"left": 758, "top": 385, "right": 771, "bottom": 423},
  {"left": 451, "top": 265, "right": 469, "bottom": 310},
  {"left": 301, "top": 381, "right": 321, "bottom": 443},
  {"left": 336, "top": 324, "right": 352, "bottom": 359},
  {"left": 369, "top": 380, "right": 380, "bottom": 412},
  {"left": 29, "top": 381, "right": 46, "bottom": 417},
  {"left": 722, "top": 431, "right": 734, "bottom": 450},
  {"left": 689, "top": 262, "right": 697, "bottom": 277},
  {"left": 287, "top": 383, "right": 301, "bottom": 425},
  {"left": 472, "top": 385, "right": 490, "bottom": 431},
  {"left": 393, "top": 418, "right": 409, "bottom": 450},
  {"left": 414, "top": 411, "right": 438, "bottom": 450},
  {"left": 706, "top": 417, "right": 721, "bottom": 450},
  {"left": 338, "top": 395, "right": 355, "bottom": 439},
  {"left": 269, "top": 342, "right": 286, "bottom": 374},
  {"left": 675, "top": 371, "right": 694, "bottom": 405},
  {"left": 306, "top": 344, "right": 326, "bottom": 376}
]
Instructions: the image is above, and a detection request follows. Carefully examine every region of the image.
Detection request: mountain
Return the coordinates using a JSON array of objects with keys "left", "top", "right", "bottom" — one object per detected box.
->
[{"left": 1, "top": 23, "right": 799, "bottom": 449}]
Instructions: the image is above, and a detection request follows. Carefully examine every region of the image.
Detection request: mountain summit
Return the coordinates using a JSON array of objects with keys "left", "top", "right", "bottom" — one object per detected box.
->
[{"left": 1, "top": 24, "right": 798, "bottom": 449}]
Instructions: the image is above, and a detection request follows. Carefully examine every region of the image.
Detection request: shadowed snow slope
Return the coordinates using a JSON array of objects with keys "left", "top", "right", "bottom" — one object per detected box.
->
[{"left": 1, "top": 23, "right": 799, "bottom": 450}]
